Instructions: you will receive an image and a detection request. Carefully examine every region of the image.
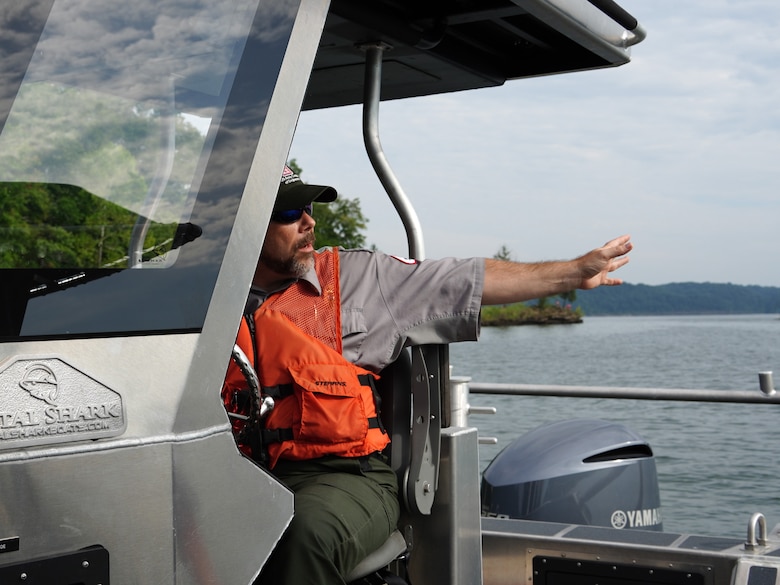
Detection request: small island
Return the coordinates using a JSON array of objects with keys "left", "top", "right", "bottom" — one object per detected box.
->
[
  {"left": 481, "top": 302, "right": 582, "bottom": 326},
  {"left": 482, "top": 246, "right": 582, "bottom": 326}
]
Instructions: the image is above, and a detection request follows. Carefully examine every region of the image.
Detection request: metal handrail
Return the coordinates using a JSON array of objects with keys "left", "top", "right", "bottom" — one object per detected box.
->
[
  {"left": 467, "top": 376, "right": 780, "bottom": 405},
  {"left": 360, "top": 42, "right": 425, "bottom": 260},
  {"left": 449, "top": 374, "right": 778, "bottom": 446}
]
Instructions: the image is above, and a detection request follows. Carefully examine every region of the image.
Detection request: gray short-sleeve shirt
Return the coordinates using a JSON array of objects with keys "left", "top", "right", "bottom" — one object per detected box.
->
[
  {"left": 248, "top": 248, "right": 485, "bottom": 373},
  {"left": 338, "top": 249, "right": 484, "bottom": 372}
]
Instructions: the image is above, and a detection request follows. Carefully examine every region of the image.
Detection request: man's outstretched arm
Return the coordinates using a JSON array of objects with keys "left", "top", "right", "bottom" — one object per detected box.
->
[{"left": 481, "top": 234, "right": 633, "bottom": 306}]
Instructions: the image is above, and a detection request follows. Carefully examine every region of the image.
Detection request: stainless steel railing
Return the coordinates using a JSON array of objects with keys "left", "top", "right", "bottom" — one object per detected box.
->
[{"left": 448, "top": 371, "right": 777, "bottom": 443}]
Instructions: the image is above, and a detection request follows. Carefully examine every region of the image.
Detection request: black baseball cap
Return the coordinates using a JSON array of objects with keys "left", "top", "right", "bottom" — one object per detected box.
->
[{"left": 274, "top": 165, "right": 337, "bottom": 212}]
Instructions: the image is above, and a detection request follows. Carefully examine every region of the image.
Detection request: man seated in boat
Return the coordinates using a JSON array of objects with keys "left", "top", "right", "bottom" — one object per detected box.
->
[{"left": 222, "top": 166, "right": 633, "bottom": 585}]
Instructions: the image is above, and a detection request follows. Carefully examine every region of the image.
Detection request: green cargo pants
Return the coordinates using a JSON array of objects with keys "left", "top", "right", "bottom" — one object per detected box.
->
[{"left": 256, "top": 453, "right": 400, "bottom": 585}]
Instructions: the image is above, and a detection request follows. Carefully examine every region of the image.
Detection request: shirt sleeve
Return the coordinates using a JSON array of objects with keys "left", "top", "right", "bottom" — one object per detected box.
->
[{"left": 338, "top": 249, "right": 484, "bottom": 372}]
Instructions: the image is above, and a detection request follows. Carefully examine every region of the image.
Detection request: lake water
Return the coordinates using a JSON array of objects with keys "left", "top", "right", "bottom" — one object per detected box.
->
[{"left": 449, "top": 314, "right": 780, "bottom": 539}]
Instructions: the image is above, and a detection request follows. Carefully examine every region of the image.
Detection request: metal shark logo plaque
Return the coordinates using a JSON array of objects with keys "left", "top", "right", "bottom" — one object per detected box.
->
[{"left": 0, "top": 357, "right": 125, "bottom": 450}]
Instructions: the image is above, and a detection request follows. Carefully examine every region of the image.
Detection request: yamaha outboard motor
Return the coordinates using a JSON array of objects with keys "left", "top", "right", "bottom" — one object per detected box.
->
[{"left": 481, "top": 419, "right": 662, "bottom": 530}]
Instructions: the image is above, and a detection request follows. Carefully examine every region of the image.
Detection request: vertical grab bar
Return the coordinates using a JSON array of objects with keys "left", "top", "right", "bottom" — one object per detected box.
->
[{"left": 361, "top": 42, "right": 425, "bottom": 260}]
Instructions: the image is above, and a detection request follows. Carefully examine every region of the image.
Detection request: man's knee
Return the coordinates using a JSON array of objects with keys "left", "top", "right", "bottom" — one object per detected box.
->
[{"left": 284, "top": 507, "right": 338, "bottom": 551}]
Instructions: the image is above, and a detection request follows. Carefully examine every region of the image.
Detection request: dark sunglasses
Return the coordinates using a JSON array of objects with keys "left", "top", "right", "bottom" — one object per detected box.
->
[{"left": 270, "top": 204, "right": 313, "bottom": 224}]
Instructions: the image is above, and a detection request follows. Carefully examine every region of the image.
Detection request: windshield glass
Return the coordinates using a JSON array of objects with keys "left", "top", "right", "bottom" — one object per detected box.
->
[{"left": 0, "top": 0, "right": 298, "bottom": 338}]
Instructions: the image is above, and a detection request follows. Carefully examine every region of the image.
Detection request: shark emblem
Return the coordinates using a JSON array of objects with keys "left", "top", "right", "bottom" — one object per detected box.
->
[{"left": 19, "top": 363, "right": 59, "bottom": 406}]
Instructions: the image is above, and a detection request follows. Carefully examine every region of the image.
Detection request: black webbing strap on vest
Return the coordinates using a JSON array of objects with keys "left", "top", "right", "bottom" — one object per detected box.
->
[
  {"left": 261, "top": 418, "right": 384, "bottom": 445},
  {"left": 262, "top": 375, "right": 385, "bottom": 445},
  {"left": 261, "top": 427, "right": 294, "bottom": 444},
  {"left": 359, "top": 373, "right": 387, "bottom": 434},
  {"left": 261, "top": 384, "right": 294, "bottom": 399}
]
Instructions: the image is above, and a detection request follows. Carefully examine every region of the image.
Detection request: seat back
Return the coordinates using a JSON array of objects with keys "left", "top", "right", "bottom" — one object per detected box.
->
[
  {"left": 378, "top": 347, "right": 413, "bottom": 488},
  {"left": 378, "top": 344, "right": 448, "bottom": 515}
]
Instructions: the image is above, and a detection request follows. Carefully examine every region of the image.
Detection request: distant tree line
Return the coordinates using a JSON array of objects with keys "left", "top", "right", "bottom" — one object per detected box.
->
[{"left": 575, "top": 282, "right": 780, "bottom": 315}]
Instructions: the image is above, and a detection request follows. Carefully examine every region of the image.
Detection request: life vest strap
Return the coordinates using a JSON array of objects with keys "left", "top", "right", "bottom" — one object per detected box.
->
[
  {"left": 262, "top": 383, "right": 294, "bottom": 399},
  {"left": 358, "top": 374, "right": 386, "bottom": 434},
  {"left": 357, "top": 374, "right": 375, "bottom": 388},
  {"left": 263, "top": 417, "right": 383, "bottom": 445},
  {"left": 262, "top": 427, "right": 294, "bottom": 444},
  {"left": 262, "top": 375, "right": 374, "bottom": 399}
]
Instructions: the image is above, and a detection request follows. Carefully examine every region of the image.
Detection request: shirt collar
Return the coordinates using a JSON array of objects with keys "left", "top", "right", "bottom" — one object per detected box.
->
[{"left": 248, "top": 264, "right": 321, "bottom": 309}]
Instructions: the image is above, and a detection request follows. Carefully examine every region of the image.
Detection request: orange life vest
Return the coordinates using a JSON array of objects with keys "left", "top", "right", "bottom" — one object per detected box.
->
[{"left": 222, "top": 248, "right": 389, "bottom": 468}]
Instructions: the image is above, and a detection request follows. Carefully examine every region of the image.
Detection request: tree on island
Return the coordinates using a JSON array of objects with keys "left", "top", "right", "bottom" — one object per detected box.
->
[{"left": 480, "top": 245, "right": 583, "bottom": 326}]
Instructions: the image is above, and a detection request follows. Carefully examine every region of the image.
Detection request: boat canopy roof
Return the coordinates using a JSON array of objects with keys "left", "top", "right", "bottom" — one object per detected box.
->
[{"left": 305, "top": 0, "right": 644, "bottom": 109}]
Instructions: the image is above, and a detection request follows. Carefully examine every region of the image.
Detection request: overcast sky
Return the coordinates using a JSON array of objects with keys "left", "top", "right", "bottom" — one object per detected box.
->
[{"left": 289, "top": 0, "right": 780, "bottom": 287}]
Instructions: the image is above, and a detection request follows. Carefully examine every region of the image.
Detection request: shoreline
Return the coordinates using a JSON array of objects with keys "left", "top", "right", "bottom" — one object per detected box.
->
[{"left": 481, "top": 306, "right": 583, "bottom": 326}]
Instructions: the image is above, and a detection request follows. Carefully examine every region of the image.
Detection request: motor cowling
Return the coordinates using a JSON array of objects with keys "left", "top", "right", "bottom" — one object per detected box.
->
[{"left": 481, "top": 419, "right": 662, "bottom": 531}]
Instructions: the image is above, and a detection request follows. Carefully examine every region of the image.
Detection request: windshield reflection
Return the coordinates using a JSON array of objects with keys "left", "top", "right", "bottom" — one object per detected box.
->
[{"left": 0, "top": 0, "right": 299, "bottom": 338}]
